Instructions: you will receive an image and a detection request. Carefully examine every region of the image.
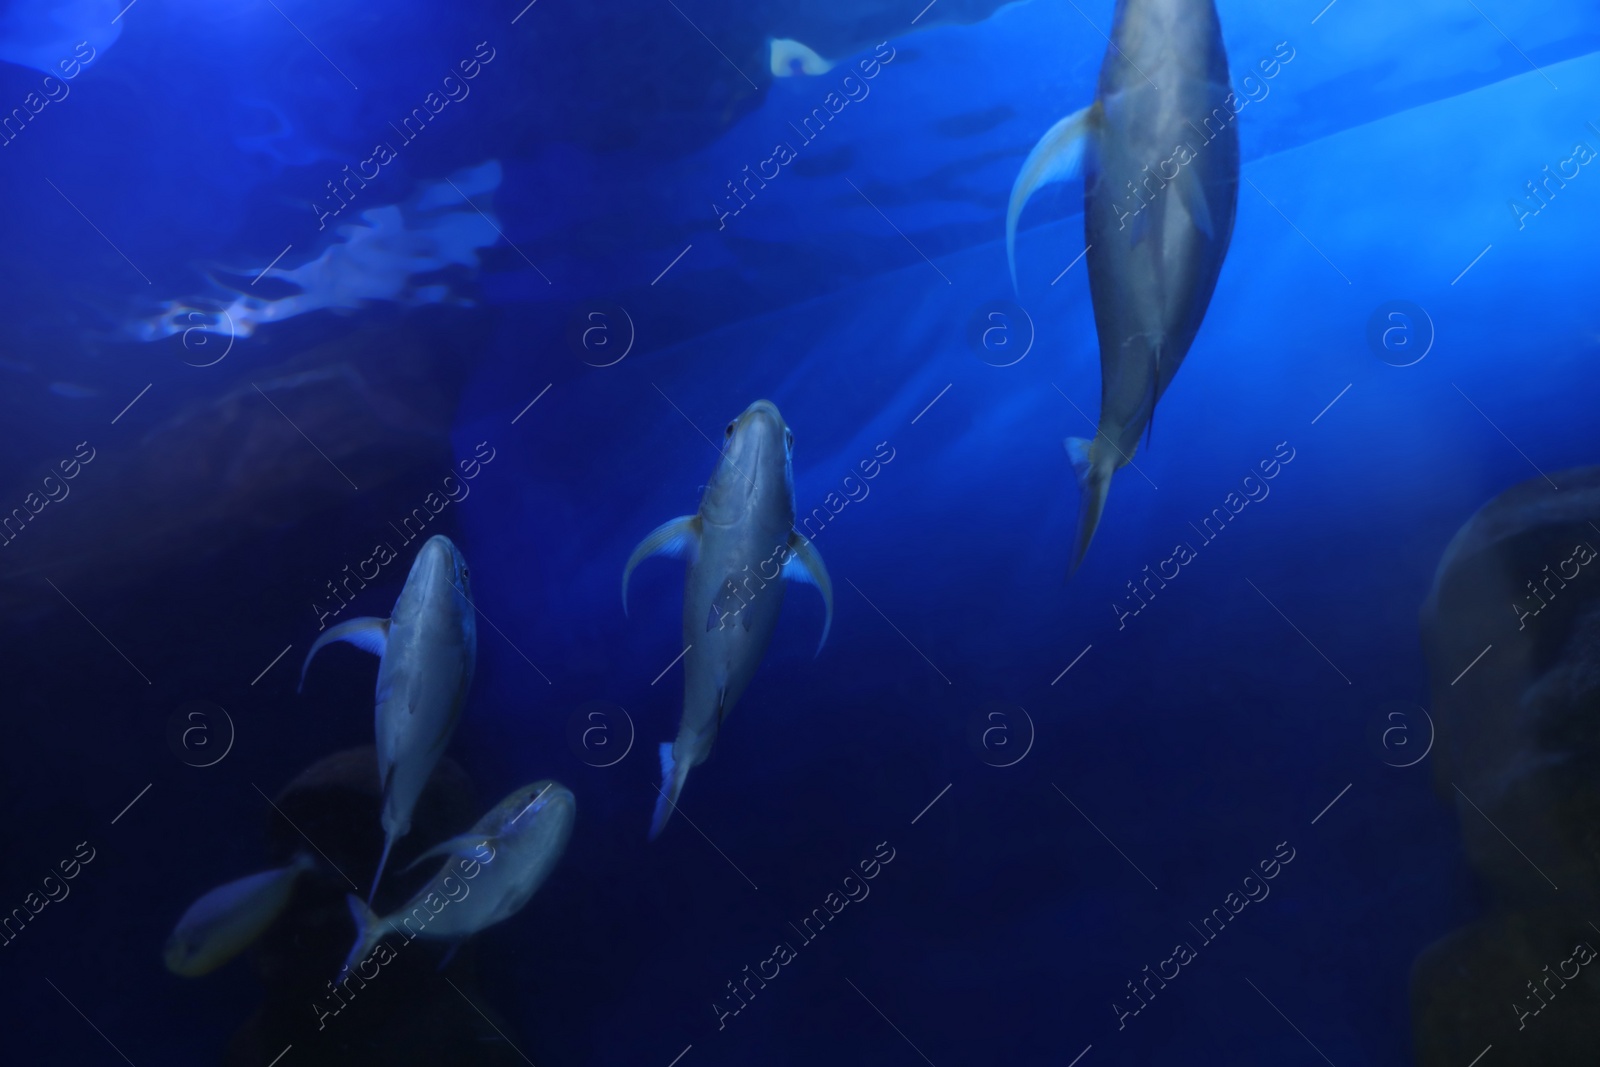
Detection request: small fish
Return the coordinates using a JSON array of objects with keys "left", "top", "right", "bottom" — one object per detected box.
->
[
  {"left": 164, "top": 854, "right": 315, "bottom": 976},
  {"left": 769, "top": 37, "right": 835, "bottom": 77},
  {"left": 48, "top": 382, "right": 100, "bottom": 399},
  {"left": 1006, "top": 0, "right": 1240, "bottom": 573},
  {"left": 341, "top": 781, "right": 575, "bottom": 975},
  {"left": 300, "top": 534, "right": 477, "bottom": 903},
  {"left": 623, "top": 400, "right": 832, "bottom": 839}
]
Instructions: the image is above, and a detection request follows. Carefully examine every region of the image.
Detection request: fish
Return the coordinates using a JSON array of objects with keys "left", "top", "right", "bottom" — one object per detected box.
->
[
  {"left": 341, "top": 780, "right": 575, "bottom": 975},
  {"left": 164, "top": 854, "right": 315, "bottom": 976},
  {"left": 299, "top": 534, "right": 477, "bottom": 903},
  {"left": 1006, "top": 0, "right": 1240, "bottom": 573},
  {"left": 623, "top": 399, "right": 833, "bottom": 839}
]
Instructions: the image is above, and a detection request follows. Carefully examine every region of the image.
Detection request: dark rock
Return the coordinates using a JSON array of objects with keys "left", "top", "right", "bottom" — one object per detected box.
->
[
  {"left": 223, "top": 746, "right": 527, "bottom": 1067},
  {"left": 1413, "top": 468, "right": 1600, "bottom": 1064},
  {"left": 0, "top": 314, "right": 480, "bottom": 622},
  {"left": 1419, "top": 467, "right": 1600, "bottom": 904},
  {"left": 1412, "top": 909, "right": 1600, "bottom": 1067}
]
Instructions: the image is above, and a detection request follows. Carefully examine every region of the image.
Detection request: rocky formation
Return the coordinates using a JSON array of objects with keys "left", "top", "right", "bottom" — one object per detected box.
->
[
  {"left": 1414, "top": 468, "right": 1600, "bottom": 1064},
  {"left": 225, "top": 746, "right": 527, "bottom": 1067}
]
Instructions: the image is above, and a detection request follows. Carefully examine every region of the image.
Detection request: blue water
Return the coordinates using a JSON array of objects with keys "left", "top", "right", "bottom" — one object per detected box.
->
[{"left": 2, "top": 0, "right": 1598, "bottom": 1063}]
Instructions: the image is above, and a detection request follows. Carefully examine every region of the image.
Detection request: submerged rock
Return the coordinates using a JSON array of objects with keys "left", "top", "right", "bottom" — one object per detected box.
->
[
  {"left": 225, "top": 746, "right": 527, "bottom": 1067},
  {"left": 1412, "top": 909, "right": 1600, "bottom": 1067},
  {"left": 1420, "top": 467, "right": 1600, "bottom": 903},
  {"left": 1413, "top": 468, "right": 1600, "bottom": 1065},
  {"left": 0, "top": 316, "right": 477, "bottom": 621}
]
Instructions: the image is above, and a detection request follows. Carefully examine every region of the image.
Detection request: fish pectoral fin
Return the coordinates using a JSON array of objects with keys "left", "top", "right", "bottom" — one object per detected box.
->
[
  {"left": 622, "top": 515, "right": 701, "bottom": 616},
  {"left": 1007, "top": 102, "right": 1098, "bottom": 289},
  {"left": 783, "top": 530, "right": 834, "bottom": 654},
  {"left": 298, "top": 616, "right": 390, "bottom": 693},
  {"left": 400, "top": 832, "right": 496, "bottom": 873}
]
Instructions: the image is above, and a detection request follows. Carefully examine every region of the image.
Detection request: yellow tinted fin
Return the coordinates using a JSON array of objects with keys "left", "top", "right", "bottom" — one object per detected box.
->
[{"left": 1007, "top": 103, "right": 1098, "bottom": 290}]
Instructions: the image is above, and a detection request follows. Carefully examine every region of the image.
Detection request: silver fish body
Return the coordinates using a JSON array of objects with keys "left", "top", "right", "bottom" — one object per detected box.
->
[
  {"left": 341, "top": 781, "right": 575, "bottom": 974},
  {"left": 1086, "top": 0, "right": 1237, "bottom": 460},
  {"left": 164, "top": 854, "right": 314, "bottom": 976},
  {"left": 1008, "top": 0, "right": 1239, "bottom": 572},
  {"left": 623, "top": 400, "right": 832, "bottom": 838},
  {"left": 300, "top": 534, "right": 477, "bottom": 900}
]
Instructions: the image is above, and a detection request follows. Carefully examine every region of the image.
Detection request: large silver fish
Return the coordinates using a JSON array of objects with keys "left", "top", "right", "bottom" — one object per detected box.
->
[
  {"left": 341, "top": 780, "right": 575, "bottom": 974},
  {"left": 623, "top": 399, "right": 832, "bottom": 839},
  {"left": 164, "top": 854, "right": 315, "bottom": 976},
  {"left": 1007, "top": 0, "right": 1239, "bottom": 572},
  {"left": 300, "top": 534, "right": 477, "bottom": 902}
]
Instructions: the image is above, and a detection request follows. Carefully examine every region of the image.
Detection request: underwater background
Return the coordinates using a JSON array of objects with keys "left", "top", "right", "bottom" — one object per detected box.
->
[{"left": 2, "top": 0, "right": 1599, "bottom": 1064}]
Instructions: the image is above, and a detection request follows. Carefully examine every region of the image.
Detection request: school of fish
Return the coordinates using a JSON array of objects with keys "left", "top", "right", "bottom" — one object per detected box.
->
[{"left": 164, "top": 0, "right": 1242, "bottom": 985}]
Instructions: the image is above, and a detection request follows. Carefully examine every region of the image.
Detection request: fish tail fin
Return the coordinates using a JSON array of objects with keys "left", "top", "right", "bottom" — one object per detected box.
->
[
  {"left": 340, "top": 894, "right": 384, "bottom": 977},
  {"left": 367, "top": 832, "right": 397, "bottom": 905},
  {"left": 1065, "top": 436, "right": 1116, "bottom": 577},
  {"left": 1007, "top": 104, "right": 1097, "bottom": 291},
  {"left": 649, "top": 741, "right": 691, "bottom": 841}
]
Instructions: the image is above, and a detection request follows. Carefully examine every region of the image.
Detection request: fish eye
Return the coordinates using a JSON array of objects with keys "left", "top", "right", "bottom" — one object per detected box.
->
[
  {"left": 461, "top": 566, "right": 470, "bottom": 579},
  {"left": 785, "top": 429, "right": 794, "bottom": 449},
  {"left": 724, "top": 421, "right": 735, "bottom": 438}
]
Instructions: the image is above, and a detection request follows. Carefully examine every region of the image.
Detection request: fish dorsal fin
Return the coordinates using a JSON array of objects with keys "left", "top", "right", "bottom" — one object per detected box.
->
[
  {"left": 782, "top": 531, "right": 833, "bottom": 654},
  {"left": 622, "top": 515, "right": 701, "bottom": 615},
  {"left": 298, "top": 616, "right": 390, "bottom": 693},
  {"left": 1007, "top": 103, "right": 1098, "bottom": 290}
]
